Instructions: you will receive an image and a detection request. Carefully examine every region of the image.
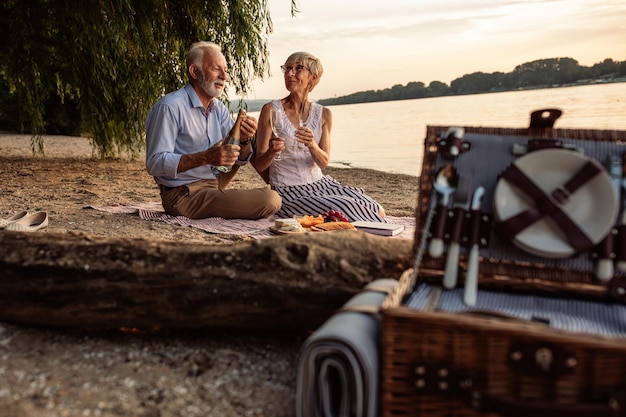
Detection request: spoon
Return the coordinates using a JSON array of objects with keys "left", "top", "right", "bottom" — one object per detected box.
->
[{"left": 428, "top": 164, "right": 459, "bottom": 257}]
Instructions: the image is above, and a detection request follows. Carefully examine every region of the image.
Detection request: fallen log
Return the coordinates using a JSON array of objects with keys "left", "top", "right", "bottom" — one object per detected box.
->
[{"left": 0, "top": 230, "right": 413, "bottom": 332}]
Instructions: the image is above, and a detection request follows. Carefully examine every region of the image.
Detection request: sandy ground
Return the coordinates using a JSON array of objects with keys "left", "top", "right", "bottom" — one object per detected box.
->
[{"left": 0, "top": 133, "right": 419, "bottom": 417}]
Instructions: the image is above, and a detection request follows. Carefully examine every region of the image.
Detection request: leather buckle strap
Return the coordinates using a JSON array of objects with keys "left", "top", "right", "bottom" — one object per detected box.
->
[
  {"left": 551, "top": 159, "right": 603, "bottom": 204},
  {"left": 496, "top": 159, "right": 602, "bottom": 254}
]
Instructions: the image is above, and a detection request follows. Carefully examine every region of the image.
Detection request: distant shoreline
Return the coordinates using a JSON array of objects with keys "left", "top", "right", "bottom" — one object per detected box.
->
[{"left": 238, "top": 79, "right": 626, "bottom": 112}]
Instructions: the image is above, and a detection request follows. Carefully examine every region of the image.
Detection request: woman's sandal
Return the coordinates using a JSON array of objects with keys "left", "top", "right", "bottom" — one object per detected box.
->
[
  {"left": 4, "top": 212, "right": 48, "bottom": 232},
  {"left": 0, "top": 211, "right": 30, "bottom": 229}
]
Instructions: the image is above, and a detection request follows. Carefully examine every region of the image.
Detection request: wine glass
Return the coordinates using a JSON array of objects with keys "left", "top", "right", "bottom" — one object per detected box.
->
[
  {"left": 296, "top": 104, "right": 308, "bottom": 150},
  {"left": 269, "top": 106, "right": 285, "bottom": 160}
]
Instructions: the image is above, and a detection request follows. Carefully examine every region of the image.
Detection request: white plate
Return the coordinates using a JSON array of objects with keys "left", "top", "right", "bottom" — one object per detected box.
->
[{"left": 493, "top": 149, "right": 618, "bottom": 258}]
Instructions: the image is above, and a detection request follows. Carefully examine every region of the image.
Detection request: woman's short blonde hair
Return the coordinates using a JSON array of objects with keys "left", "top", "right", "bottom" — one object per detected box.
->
[{"left": 285, "top": 51, "right": 323, "bottom": 91}]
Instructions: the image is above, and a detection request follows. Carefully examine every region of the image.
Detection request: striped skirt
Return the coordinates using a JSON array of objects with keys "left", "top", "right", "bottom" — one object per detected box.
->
[{"left": 272, "top": 175, "right": 386, "bottom": 222}]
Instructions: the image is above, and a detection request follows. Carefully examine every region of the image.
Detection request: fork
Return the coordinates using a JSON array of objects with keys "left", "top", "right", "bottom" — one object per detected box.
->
[{"left": 442, "top": 178, "right": 471, "bottom": 289}]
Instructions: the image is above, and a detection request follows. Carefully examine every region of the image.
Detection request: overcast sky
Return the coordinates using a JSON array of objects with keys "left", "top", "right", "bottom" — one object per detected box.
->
[{"left": 240, "top": 0, "right": 626, "bottom": 101}]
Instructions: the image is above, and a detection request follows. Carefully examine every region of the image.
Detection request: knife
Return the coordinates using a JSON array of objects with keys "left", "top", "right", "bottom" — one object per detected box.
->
[
  {"left": 596, "top": 155, "right": 621, "bottom": 281},
  {"left": 464, "top": 186, "right": 485, "bottom": 306},
  {"left": 442, "top": 179, "right": 471, "bottom": 289}
]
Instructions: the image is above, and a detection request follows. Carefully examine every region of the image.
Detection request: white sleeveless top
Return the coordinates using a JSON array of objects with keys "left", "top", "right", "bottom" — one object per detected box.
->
[{"left": 269, "top": 100, "right": 324, "bottom": 187}]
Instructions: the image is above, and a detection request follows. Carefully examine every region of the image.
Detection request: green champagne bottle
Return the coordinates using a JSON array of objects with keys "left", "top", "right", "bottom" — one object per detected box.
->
[{"left": 216, "top": 109, "right": 247, "bottom": 173}]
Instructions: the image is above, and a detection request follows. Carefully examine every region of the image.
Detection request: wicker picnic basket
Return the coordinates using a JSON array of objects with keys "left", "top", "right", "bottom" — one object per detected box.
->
[{"left": 380, "top": 109, "right": 626, "bottom": 417}]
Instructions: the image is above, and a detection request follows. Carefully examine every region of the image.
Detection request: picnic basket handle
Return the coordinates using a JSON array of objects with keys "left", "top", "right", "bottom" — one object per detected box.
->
[{"left": 476, "top": 391, "right": 625, "bottom": 417}]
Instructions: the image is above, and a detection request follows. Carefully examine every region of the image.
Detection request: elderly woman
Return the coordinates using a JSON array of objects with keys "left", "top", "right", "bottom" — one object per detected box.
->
[{"left": 253, "top": 51, "right": 386, "bottom": 222}]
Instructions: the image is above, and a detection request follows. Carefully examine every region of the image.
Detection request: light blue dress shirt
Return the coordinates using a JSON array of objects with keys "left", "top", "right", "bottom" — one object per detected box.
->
[{"left": 145, "top": 84, "right": 234, "bottom": 187}]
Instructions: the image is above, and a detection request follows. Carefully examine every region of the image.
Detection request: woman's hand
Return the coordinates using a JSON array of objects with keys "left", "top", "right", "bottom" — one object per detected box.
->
[
  {"left": 270, "top": 136, "right": 285, "bottom": 154},
  {"left": 295, "top": 126, "right": 314, "bottom": 148}
]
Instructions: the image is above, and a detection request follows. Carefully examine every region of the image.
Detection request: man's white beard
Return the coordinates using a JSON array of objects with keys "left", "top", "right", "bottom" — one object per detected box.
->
[{"left": 198, "top": 70, "right": 223, "bottom": 98}]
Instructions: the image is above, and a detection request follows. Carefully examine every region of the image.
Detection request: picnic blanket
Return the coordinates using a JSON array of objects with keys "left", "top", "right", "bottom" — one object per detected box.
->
[
  {"left": 88, "top": 202, "right": 415, "bottom": 239},
  {"left": 295, "top": 278, "right": 398, "bottom": 417}
]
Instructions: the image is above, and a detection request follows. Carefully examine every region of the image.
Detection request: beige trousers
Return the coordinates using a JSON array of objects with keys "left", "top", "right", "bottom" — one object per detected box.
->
[{"left": 159, "top": 179, "right": 281, "bottom": 220}]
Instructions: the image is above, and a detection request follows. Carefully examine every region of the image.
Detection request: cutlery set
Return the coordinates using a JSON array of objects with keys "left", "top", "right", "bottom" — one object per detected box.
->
[
  {"left": 431, "top": 178, "right": 486, "bottom": 306},
  {"left": 427, "top": 125, "right": 626, "bottom": 305},
  {"left": 428, "top": 128, "right": 489, "bottom": 306}
]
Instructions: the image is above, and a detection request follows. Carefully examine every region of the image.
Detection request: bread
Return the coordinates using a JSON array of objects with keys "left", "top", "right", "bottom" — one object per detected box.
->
[{"left": 310, "top": 221, "right": 356, "bottom": 232}]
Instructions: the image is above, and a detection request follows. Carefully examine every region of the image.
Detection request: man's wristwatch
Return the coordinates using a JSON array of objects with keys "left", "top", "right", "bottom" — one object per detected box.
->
[
  {"left": 235, "top": 149, "right": 254, "bottom": 166},
  {"left": 239, "top": 138, "right": 251, "bottom": 146}
]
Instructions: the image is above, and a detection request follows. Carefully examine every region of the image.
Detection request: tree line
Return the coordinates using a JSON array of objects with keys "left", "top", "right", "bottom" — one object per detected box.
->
[
  {"left": 0, "top": 0, "right": 292, "bottom": 157},
  {"left": 318, "top": 57, "right": 626, "bottom": 107}
]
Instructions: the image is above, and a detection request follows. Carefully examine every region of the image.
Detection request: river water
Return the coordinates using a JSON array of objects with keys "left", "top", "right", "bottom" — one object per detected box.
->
[{"left": 253, "top": 83, "right": 626, "bottom": 177}]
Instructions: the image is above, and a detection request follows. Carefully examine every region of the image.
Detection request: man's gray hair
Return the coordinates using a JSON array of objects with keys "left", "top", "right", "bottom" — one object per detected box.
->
[{"left": 186, "top": 41, "right": 222, "bottom": 77}]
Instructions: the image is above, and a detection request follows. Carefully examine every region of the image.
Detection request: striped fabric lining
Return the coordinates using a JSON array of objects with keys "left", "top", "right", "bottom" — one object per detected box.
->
[{"left": 406, "top": 283, "right": 626, "bottom": 338}]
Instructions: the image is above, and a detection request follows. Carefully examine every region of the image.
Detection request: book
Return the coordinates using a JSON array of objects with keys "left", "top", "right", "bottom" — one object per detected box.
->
[{"left": 351, "top": 221, "right": 405, "bottom": 236}]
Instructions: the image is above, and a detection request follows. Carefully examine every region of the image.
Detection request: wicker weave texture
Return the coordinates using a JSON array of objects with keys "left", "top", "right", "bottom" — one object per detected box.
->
[{"left": 381, "top": 307, "right": 626, "bottom": 417}]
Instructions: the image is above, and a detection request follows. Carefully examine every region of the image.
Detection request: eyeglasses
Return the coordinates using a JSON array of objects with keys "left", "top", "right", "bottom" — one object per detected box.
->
[{"left": 281, "top": 65, "right": 309, "bottom": 74}]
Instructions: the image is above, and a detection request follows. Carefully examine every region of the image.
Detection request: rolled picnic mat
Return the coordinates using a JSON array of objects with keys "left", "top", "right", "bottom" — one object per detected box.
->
[{"left": 295, "top": 277, "right": 398, "bottom": 417}]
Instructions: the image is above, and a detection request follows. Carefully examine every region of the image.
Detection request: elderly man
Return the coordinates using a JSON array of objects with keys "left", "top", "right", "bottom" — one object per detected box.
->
[{"left": 145, "top": 41, "right": 281, "bottom": 219}]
